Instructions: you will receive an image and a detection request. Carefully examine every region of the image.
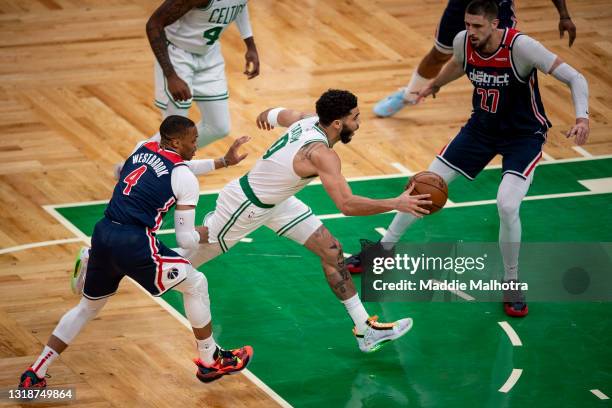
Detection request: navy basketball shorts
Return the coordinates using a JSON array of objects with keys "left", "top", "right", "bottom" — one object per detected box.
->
[
  {"left": 435, "top": 0, "right": 517, "bottom": 54},
  {"left": 436, "top": 124, "right": 544, "bottom": 180},
  {"left": 83, "top": 217, "right": 190, "bottom": 300}
]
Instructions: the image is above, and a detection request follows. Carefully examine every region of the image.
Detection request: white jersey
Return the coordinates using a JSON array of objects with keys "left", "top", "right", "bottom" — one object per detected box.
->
[
  {"left": 165, "top": 0, "right": 248, "bottom": 55},
  {"left": 243, "top": 116, "right": 329, "bottom": 205}
]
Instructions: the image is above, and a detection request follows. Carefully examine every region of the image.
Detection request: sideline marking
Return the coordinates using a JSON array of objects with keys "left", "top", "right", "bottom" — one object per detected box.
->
[
  {"left": 499, "top": 368, "right": 523, "bottom": 393},
  {"left": 590, "top": 389, "right": 609, "bottom": 400},
  {"left": 429, "top": 279, "right": 475, "bottom": 301},
  {"left": 498, "top": 321, "right": 522, "bottom": 346},
  {"left": 572, "top": 146, "right": 593, "bottom": 158},
  {"left": 0, "top": 237, "right": 83, "bottom": 255}
]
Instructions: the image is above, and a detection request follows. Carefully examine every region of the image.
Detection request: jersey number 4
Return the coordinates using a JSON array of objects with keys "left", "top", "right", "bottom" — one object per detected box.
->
[
  {"left": 476, "top": 88, "right": 500, "bottom": 113},
  {"left": 122, "top": 165, "right": 147, "bottom": 195},
  {"left": 203, "top": 27, "right": 223, "bottom": 45}
]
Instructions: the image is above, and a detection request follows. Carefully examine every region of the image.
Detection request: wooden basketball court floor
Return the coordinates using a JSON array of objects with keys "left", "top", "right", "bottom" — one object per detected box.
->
[{"left": 0, "top": 0, "right": 611, "bottom": 407}]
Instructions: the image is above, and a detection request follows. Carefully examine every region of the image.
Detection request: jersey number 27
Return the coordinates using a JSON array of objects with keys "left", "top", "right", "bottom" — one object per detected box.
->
[{"left": 476, "top": 88, "right": 500, "bottom": 113}]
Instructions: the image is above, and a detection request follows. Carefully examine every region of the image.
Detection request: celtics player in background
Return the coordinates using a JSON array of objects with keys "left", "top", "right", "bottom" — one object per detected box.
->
[{"left": 147, "top": 0, "right": 259, "bottom": 148}]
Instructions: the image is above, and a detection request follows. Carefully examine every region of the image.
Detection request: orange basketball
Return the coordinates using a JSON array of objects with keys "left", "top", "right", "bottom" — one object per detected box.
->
[{"left": 406, "top": 171, "right": 448, "bottom": 214}]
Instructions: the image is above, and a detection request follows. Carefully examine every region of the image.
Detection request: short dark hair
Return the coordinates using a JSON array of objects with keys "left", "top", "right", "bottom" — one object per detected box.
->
[
  {"left": 159, "top": 115, "right": 195, "bottom": 142},
  {"left": 315, "top": 89, "right": 358, "bottom": 126},
  {"left": 466, "top": 0, "right": 498, "bottom": 21}
]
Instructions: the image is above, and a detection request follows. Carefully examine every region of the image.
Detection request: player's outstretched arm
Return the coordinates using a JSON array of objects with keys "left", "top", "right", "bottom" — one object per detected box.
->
[
  {"left": 146, "top": 0, "right": 201, "bottom": 101},
  {"left": 186, "top": 136, "right": 250, "bottom": 175},
  {"left": 550, "top": 0, "right": 577, "bottom": 46},
  {"left": 256, "top": 108, "right": 313, "bottom": 130},
  {"left": 417, "top": 53, "right": 464, "bottom": 102},
  {"left": 311, "top": 145, "right": 431, "bottom": 217}
]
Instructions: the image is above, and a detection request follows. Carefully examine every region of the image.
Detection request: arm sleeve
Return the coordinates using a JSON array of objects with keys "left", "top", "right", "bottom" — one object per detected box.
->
[
  {"left": 186, "top": 159, "right": 215, "bottom": 175},
  {"left": 234, "top": 4, "right": 253, "bottom": 39},
  {"left": 171, "top": 165, "right": 200, "bottom": 206},
  {"left": 551, "top": 63, "right": 590, "bottom": 118},
  {"left": 174, "top": 209, "right": 200, "bottom": 249},
  {"left": 171, "top": 166, "right": 201, "bottom": 249},
  {"left": 512, "top": 35, "right": 558, "bottom": 77},
  {"left": 452, "top": 31, "right": 467, "bottom": 66}
]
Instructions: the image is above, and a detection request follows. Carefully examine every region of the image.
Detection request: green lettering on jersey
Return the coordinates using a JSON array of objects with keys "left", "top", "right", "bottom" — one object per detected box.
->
[
  {"left": 203, "top": 26, "right": 223, "bottom": 45},
  {"left": 262, "top": 133, "right": 289, "bottom": 159},
  {"left": 208, "top": 9, "right": 219, "bottom": 22},
  {"left": 217, "top": 7, "right": 227, "bottom": 24},
  {"left": 289, "top": 124, "right": 302, "bottom": 142}
]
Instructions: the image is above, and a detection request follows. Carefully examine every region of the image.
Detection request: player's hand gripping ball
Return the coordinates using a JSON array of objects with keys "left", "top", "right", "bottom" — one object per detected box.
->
[{"left": 406, "top": 171, "right": 448, "bottom": 214}]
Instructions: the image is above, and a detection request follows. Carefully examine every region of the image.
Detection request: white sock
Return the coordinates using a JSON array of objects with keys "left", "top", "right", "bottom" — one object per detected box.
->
[
  {"left": 342, "top": 294, "right": 369, "bottom": 334},
  {"left": 382, "top": 212, "right": 417, "bottom": 244},
  {"left": 31, "top": 346, "right": 59, "bottom": 378},
  {"left": 196, "top": 335, "right": 217, "bottom": 365},
  {"left": 403, "top": 71, "right": 430, "bottom": 103}
]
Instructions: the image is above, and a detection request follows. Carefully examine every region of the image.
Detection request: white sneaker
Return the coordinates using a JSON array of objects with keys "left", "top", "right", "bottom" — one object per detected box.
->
[
  {"left": 71, "top": 247, "right": 89, "bottom": 295},
  {"left": 354, "top": 315, "right": 413, "bottom": 353}
]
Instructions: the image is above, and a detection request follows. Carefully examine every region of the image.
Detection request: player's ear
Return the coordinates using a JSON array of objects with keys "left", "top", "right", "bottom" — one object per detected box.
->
[
  {"left": 491, "top": 18, "right": 499, "bottom": 29},
  {"left": 333, "top": 119, "right": 342, "bottom": 130}
]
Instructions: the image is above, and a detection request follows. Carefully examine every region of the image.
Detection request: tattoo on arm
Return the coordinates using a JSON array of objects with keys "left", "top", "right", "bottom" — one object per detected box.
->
[
  {"left": 298, "top": 142, "right": 325, "bottom": 161},
  {"left": 147, "top": 0, "right": 202, "bottom": 77}
]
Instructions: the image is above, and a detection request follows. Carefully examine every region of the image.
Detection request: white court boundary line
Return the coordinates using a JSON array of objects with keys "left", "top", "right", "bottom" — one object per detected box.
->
[
  {"left": 498, "top": 321, "right": 522, "bottom": 346},
  {"left": 590, "top": 389, "right": 610, "bottom": 400},
  {"left": 0, "top": 237, "right": 84, "bottom": 255},
  {"left": 499, "top": 369, "right": 523, "bottom": 393},
  {"left": 428, "top": 279, "right": 475, "bottom": 301}
]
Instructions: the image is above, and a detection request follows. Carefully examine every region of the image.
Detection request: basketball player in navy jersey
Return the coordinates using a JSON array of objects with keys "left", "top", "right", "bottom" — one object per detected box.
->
[
  {"left": 19, "top": 116, "right": 252, "bottom": 389},
  {"left": 374, "top": 0, "right": 577, "bottom": 116},
  {"left": 348, "top": 0, "right": 590, "bottom": 317}
]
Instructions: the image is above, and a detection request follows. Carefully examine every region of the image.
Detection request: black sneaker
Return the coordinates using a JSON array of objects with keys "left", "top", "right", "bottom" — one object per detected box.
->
[{"left": 346, "top": 239, "right": 395, "bottom": 274}]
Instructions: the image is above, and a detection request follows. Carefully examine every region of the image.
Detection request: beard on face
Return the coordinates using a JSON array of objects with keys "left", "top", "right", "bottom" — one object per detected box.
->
[{"left": 340, "top": 125, "right": 355, "bottom": 144}]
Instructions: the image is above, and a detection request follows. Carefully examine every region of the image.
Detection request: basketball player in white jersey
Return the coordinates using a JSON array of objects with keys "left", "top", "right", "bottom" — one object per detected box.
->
[
  {"left": 147, "top": 0, "right": 259, "bottom": 148},
  {"left": 81, "top": 90, "right": 431, "bottom": 352},
  {"left": 180, "top": 89, "right": 433, "bottom": 353}
]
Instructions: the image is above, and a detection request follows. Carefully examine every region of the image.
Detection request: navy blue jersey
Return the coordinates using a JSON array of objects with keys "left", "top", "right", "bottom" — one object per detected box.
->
[
  {"left": 463, "top": 28, "right": 551, "bottom": 135},
  {"left": 105, "top": 142, "right": 185, "bottom": 230}
]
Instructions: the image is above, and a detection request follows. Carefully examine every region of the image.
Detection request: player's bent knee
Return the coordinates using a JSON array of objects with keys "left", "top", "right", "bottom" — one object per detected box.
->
[
  {"left": 175, "top": 267, "right": 209, "bottom": 298},
  {"left": 497, "top": 197, "right": 520, "bottom": 222}
]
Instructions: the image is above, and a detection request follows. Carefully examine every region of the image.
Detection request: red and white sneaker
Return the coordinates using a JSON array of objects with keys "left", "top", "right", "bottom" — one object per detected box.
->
[
  {"left": 195, "top": 346, "right": 253, "bottom": 383},
  {"left": 18, "top": 368, "right": 47, "bottom": 389}
]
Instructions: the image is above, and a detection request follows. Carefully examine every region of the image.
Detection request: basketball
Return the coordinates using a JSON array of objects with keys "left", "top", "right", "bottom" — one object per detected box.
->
[{"left": 406, "top": 171, "right": 448, "bottom": 214}]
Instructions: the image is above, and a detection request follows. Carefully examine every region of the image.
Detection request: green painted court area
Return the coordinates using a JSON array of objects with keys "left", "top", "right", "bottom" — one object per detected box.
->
[{"left": 56, "top": 158, "right": 612, "bottom": 407}]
